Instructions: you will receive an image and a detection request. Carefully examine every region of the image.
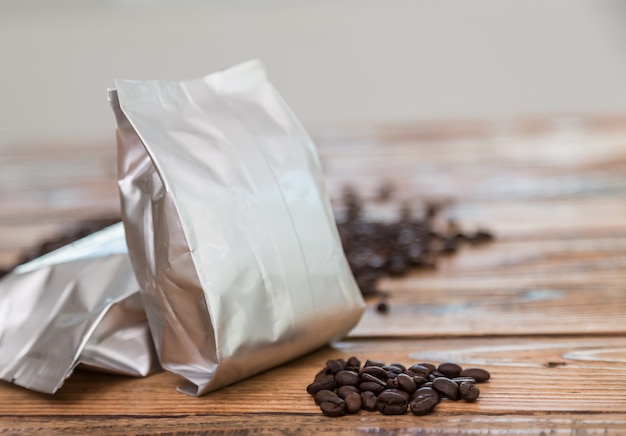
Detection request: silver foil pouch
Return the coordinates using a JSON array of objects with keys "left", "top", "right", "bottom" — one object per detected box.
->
[
  {"left": 110, "top": 59, "right": 365, "bottom": 396},
  {"left": 0, "top": 223, "right": 159, "bottom": 394}
]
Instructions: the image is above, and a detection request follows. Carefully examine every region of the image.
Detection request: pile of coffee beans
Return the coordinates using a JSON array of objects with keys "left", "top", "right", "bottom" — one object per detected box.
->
[
  {"left": 307, "top": 357, "right": 490, "bottom": 417},
  {"left": 336, "top": 185, "right": 492, "bottom": 300}
]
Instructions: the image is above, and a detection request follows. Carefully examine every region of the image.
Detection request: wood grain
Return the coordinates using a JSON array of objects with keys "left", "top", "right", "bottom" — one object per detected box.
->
[{"left": 2, "top": 116, "right": 626, "bottom": 434}]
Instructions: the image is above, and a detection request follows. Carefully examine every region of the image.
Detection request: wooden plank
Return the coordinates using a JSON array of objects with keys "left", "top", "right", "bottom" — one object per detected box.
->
[{"left": 1, "top": 336, "right": 626, "bottom": 433}]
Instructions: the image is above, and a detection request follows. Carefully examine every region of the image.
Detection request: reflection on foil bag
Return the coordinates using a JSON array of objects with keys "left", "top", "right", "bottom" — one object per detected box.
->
[
  {"left": 0, "top": 223, "right": 160, "bottom": 394},
  {"left": 109, "top": 59, "right": 365, "bottom": 396}
]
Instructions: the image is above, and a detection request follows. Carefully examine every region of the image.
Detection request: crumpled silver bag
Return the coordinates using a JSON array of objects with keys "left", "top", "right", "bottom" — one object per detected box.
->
[
  {"left": 0, "top": 223, "right": 159, "bottom": 394},
  {"left": 110, "top": 59, "right": 365, "bottom": 396}
]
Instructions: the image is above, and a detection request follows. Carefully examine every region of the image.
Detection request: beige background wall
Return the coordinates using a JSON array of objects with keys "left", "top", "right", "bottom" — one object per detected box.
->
[{"left": 1, "top": 0, "right": 626, "bottom": 147}]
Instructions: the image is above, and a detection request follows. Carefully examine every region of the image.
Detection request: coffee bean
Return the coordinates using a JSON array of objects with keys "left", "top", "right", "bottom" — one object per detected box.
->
[
  {"left": 411, "top": 375, "right": 427, "bottom": 387},
  {"left": 438, "top": 362, "right": 462, "bottom": 378},
  {"left": 360, "top": 373, "right": 386, "bottom": 386},
  {"left": 359, "top": 381, "right": 385, "bottom": 395},
  {"left": 307, "top": 375, "right": 337, "bottom": 395},
  {"left": 335, "top": 370, "right": 360, "bottom": 386},
  {"left": 410, "top": 387, "right": 440, "bottom": 415},
  {"left": 428, "top": 370, "right": 446, "bottom": 381},
  {"left": 397, "top": 373, "right": 417, "bottom": 394},
  {"left": 364, "top": 359, "right": 385, "bottom": 368},
  {"left": 418, "top": 362, "right": 437, "bottom": 373},
  {"left": 376, "top": 389, "right": 409, "bottom": 415},
  {"left": 361, "top": 391, "right": 378, "bottom": 411},
  {"left": 460, "top": 381, "right": 480, "bottom": 402},
  {"left": 460, "top": 367, "right": 491, "bottom": 383},
  {"left": 337, "top": 385, "right": 360, "bottom": 399},
  {"left": 432, "top": 377, "right": 460, "bottom": 400},
  {"left": 320, "top": 399, "right": 345, "bottom": 417},
  {"left": 452, "top": 376, "right": 477, "bottom": 385},
  {"left": 314, "top": 389, "right": 340, "bottom": 405},
  {"left": 344, "top": 392, "right": 362, "bottom": 413},
  {"left": 360, "top": 366, "right": 388, "bottom": 380},
  {"left": 386, "top": 377, "right": 397, "bottom": 389},
  {"left": 346, "top": 356, "right": 361, "bottom": 369},
  {"left": 406, "top": 364, "right": 431, "bottom": 378},
  {"left": 326, "top": 359, "right": 344, "bottom": 374}
]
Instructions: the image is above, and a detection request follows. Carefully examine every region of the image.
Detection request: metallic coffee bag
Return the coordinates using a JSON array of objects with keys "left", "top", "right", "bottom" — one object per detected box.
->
[
  {"left": 110, "top": 59, "right": 365, "bottom": 396},
  {"left": 0, "top": 223, "right": 159, "bottom": 394}
]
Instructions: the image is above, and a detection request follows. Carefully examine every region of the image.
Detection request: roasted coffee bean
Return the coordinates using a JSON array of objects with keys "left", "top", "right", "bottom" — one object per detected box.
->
[
  {"left": 432, "top": 377, "right": 460, "bottom": 400},
  {"left": 384, "top": 364, "right": 404, "bottom": 374},
  {"left": 307, "top": 375, "right": 337, "bottom": 395},
  {"left": 337, "top": 385, "right": 360, "bottom": 399},
  {"left": 452, "top": 376, "right": 477, "bottom": 385},
  {"left": 346, "top": 356, "right": 361, "bottom": 369},
  {"left": 428, "top": 370, "right": 446, "bottom": 381},
  {"left": 376, "top": 389, "right": 409, "bottom": 415},
  {"left": 314, "top": 389, "right": 340, "bottom": 405},
  {"left": 406, "top": 364, "right": 431, "bottom": 378},
  {"left": 412, "top": 375, "right": 427, "bottom": 387},
  {"left": 360, "top": 365, "right": 388, "bottom": 380},
  {"left": 361, "top": 391, "right": 378, "bottom": 411},
  {"left": 438, "top": 362, "right": 463, "bottom": 378},
  {"left": 376, "top": 299, "right": 389, "bottom": 313},
  {"left": 326, "top": 359, "right": 344, "bottom": 374},
  {"left": 360, "top": 372, "right": 386, "bottom": 386},
  {"left": 459, "top": 381, "right": 480, "bottom": 402},
  {"left": 386, "top": 377, "right": 399, "bottom": 389},
  {"left": 320, "top": 398, "right": 345, "bottom": 417},
  {"left": 314, "top": 366, "right": 331, "bottom": 379},
  {"left": 397, "top": 373, "right": 417, "bottom": 394},
  {"left": 418, "top": 362, "right": 437, "bottom": 373},
  {"left": 410, "top": 387, "right": 440, "bottom": 415},
  {"left": 335, "top": 370, "right": 360, "bottom": 386},
  {"left": 390, "top": 362, "right": 407, "bottom": 372},
  {"left": 388, "top": 254, "right": 409, "bottom": 275},
  {"left": 344, "top": 392, "right": 362, "bottom": 413},
  {"left": 359, "top": 381, "right": 385, "bottom": 395},
  {"left": 364, "top": 359, "right": 385, "bottom": 368},
  {"left": 460, "top": 367, "right": 491, "bottom": 383}
]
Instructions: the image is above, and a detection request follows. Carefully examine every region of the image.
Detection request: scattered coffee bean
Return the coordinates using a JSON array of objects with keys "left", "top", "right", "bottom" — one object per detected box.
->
[
  {"left": 397, "top": 373, "right": 417, "bottom": 394},
  {"left": 377, "top": 389, "right": 409, "bottom": 415},
  {"left": 335, "top": 187, "right": 494, "bottom": 308},
  {"left": 307, "top": 356, "right": 490, "bottom": 417},
  {"left": 432, "top": 377, "right": 460, "bottom": 400},
  {"left": 361, "top": 391, "right": 377, "bottom": 411},
  {"left": 360, "top": 372, "right": 386, "bottom": 386},
  {"left": 335, "top": 370, "right": 360, "bottom": 386},
  {"left": 410, "top": 387, "right": 440, "bottom": 415},
  {"left": 360, "top": 365, "right": 388, "bottom": 381},
  {"left": 344, "top": 392, "right": 362, "bottom": 413},
  {"left": 359, "top": 381, "right": 385, "bottom": 395},
  {"left": 326, "top": 359, "right": 344, "bottom": 374},
  {"left": 337, "top": 385, "right": 360, "bottom": 399},
  {"left": 459, "top": 367, "right": 491, "bottom": 383},
  {"left": 314, "top": 389, "right": 340, "bottom": 405},
  {"left": 347, "top": 356, "right": 361, "bottom": 368},
  {"left": 438, "top": 362, "right": 463, "bottom": 378},
  {"left": 320, "top": 398, "right": 345, "bottom": 417},
  {"left": 306, "top": 375, "right": 336, "bottom": 395},
  {"left": 460, "top": 381, "right": 480, "bottom": 402},
  {"left": 418, "top": 362, "right": 437, "bottom": 373}
]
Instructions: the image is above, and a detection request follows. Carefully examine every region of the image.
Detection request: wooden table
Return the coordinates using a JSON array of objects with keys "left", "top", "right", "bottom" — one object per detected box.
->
[{"left": 2, "top": 116, "right": 626, "bottom": 434}]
